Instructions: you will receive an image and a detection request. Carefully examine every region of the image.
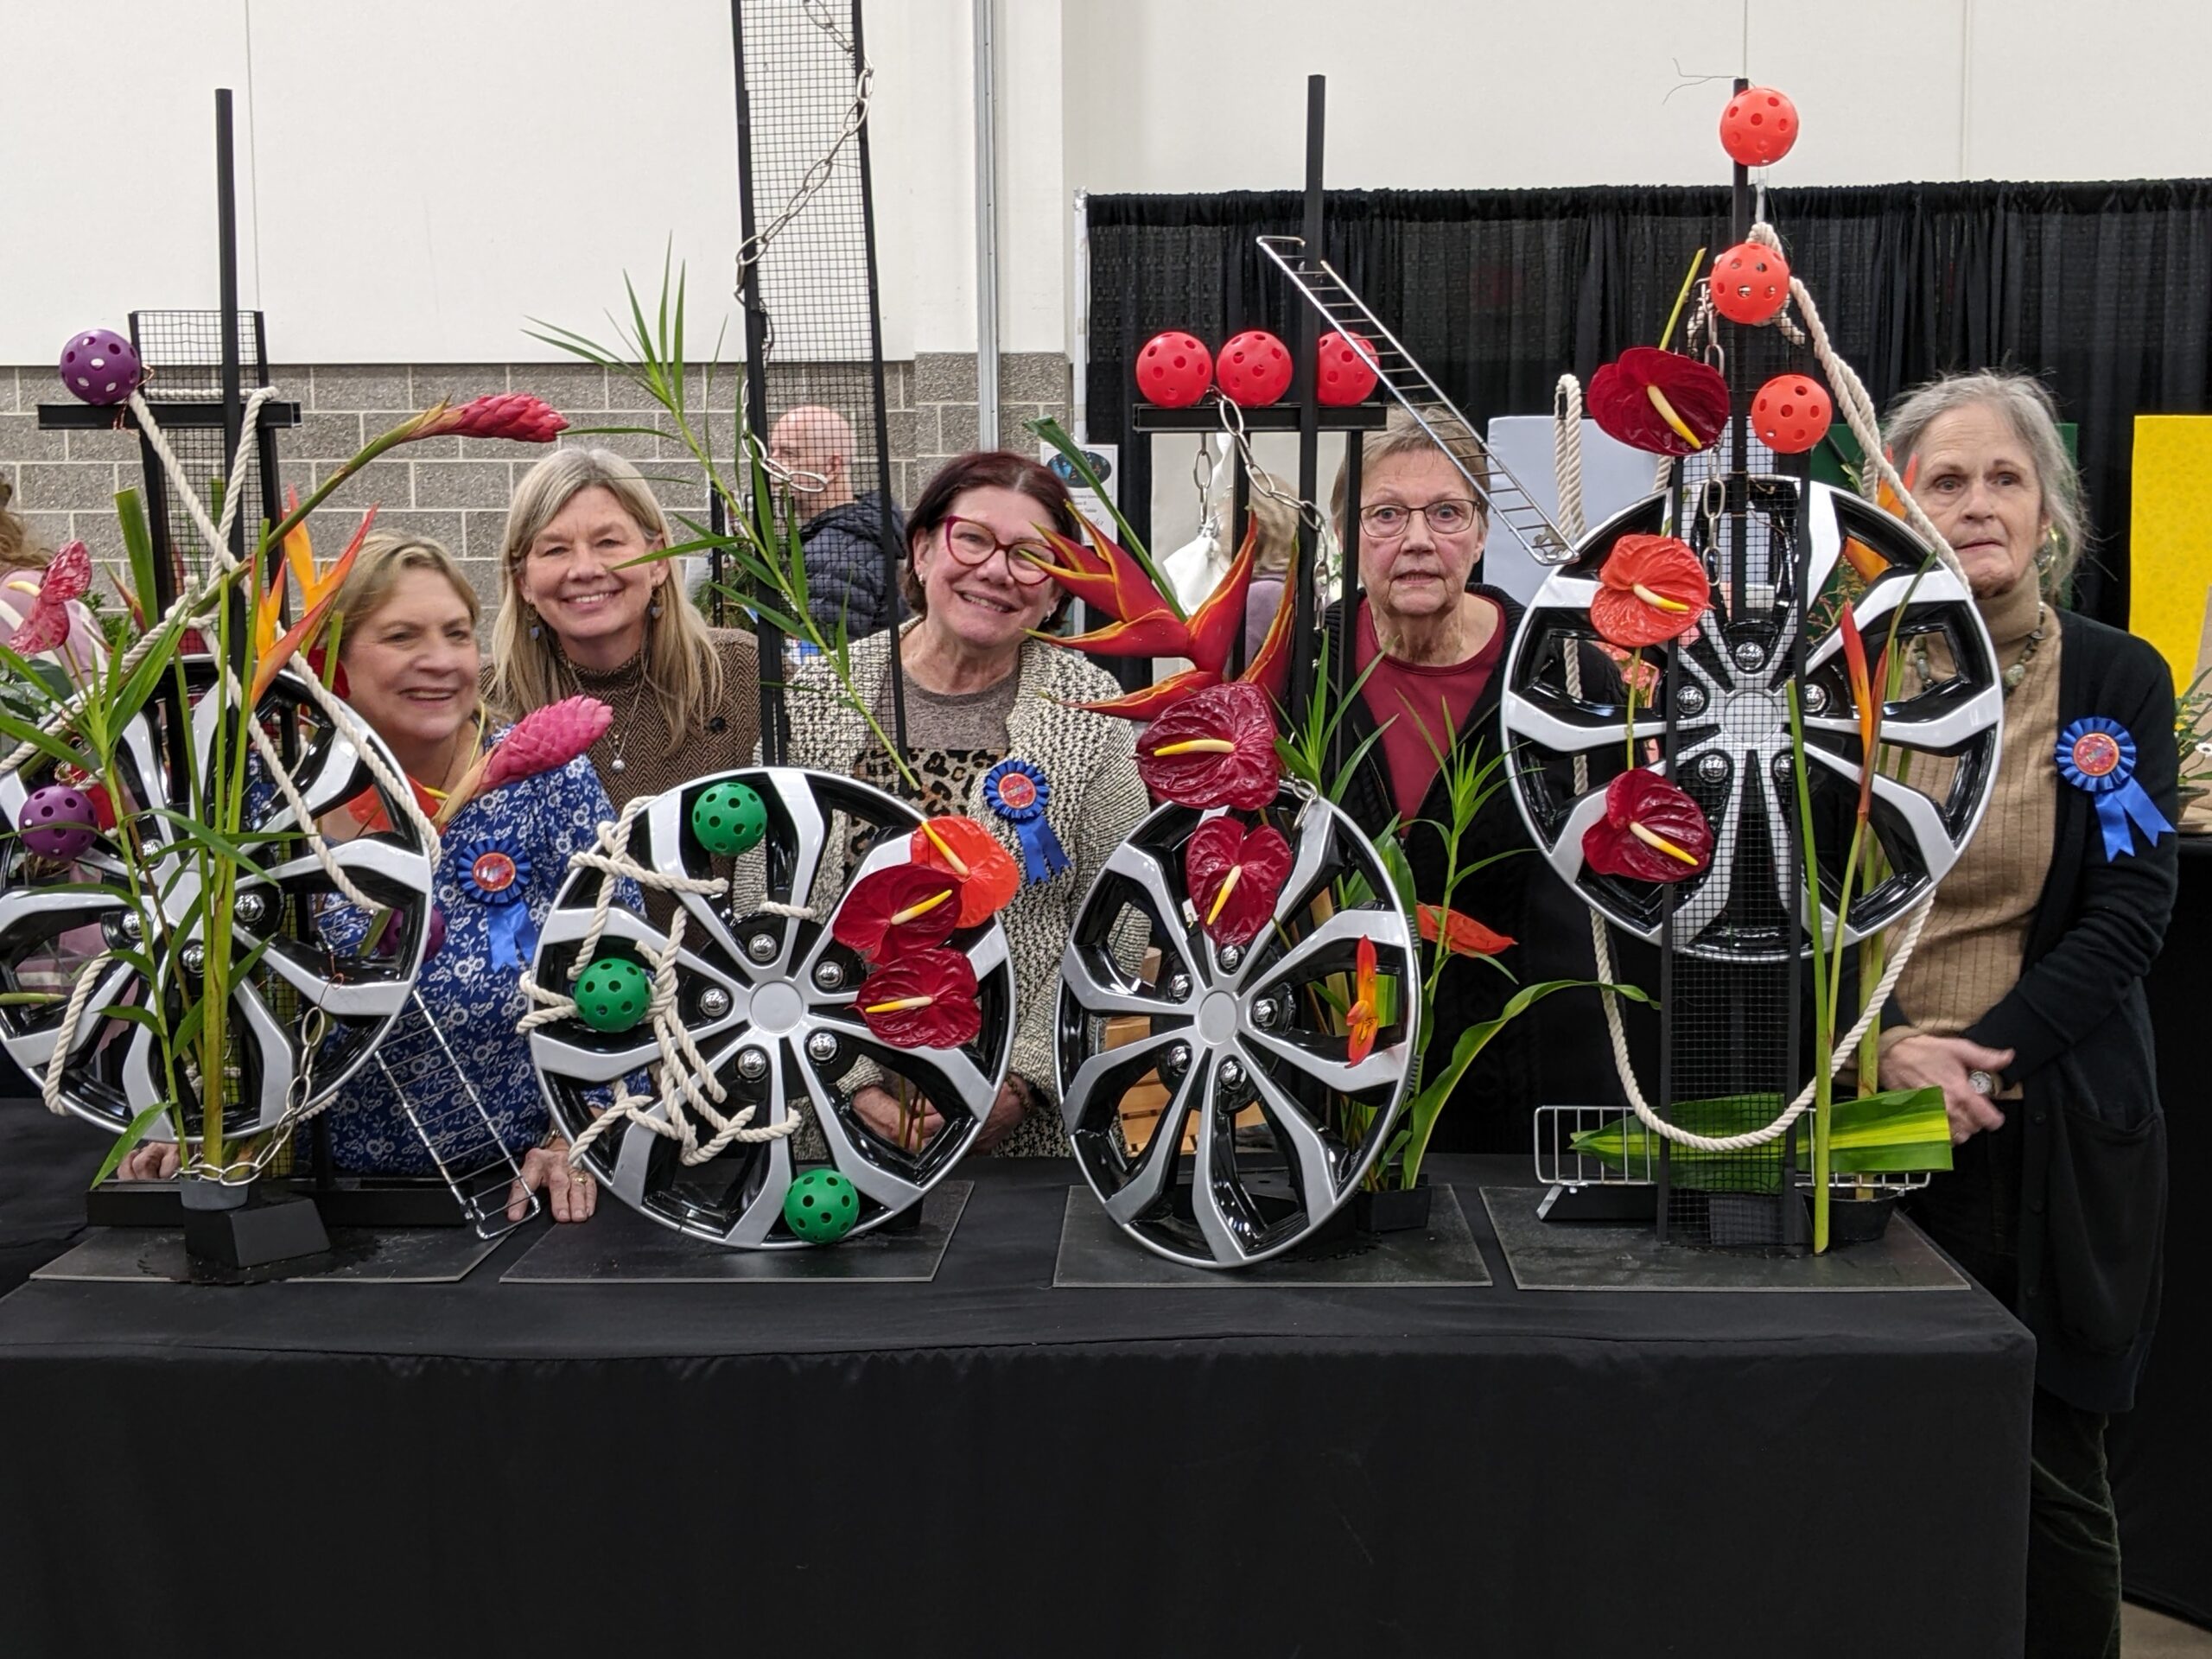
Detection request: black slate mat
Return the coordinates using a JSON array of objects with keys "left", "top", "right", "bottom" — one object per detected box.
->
[
  {"left": 1052, "top": 1185, "right": 1492, "bottom": 1287},
  {"left": 31, "top": 1224, "right": 503, "bottom": 1286},
  {"left": 1480, "top": 1186, "right": 1968, "bottom": 1291},
  {"left": 499, "top": 1182, "right": 969, "bottom": 1282}
]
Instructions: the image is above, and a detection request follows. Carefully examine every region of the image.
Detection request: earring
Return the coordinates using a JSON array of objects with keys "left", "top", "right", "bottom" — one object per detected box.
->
[
  {"left": 651, "top": 600, "right": 664, "bottom": 620},
  {"left": 2036, "top": 528, "right": 2060, "bottom": 572}
]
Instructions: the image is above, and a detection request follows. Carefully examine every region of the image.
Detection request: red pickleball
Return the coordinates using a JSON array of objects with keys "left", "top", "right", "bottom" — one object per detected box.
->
[
  {"left": 1710, "top": 242, "right": 1790, "bottom": 326},
  {"left": 1315, "top": 331, "right": 1379, "bottom": 405},
  {"left": 1136, "top": 331, "right": 1213, "bottom": 408},
  {"left": 1751, "top": 374, "right": 1833, "bottom": 454},
  {"left": 1216, "top": 330, "right": 1293, "bottom": 407},
  {"left": 1719, "top": 86, "right": 1800, "bottom": 168}
]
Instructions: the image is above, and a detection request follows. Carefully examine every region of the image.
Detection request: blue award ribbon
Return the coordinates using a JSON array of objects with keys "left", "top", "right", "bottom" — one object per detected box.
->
[
  {"left": 2055, "top": 717, "right": 2174, "bottom": 863},
  {"left": 982, "top": 758, "right": 1070, "bottom": 884},
  {"left": 454, "top": 835, "right": 537, "bottom": 969}
]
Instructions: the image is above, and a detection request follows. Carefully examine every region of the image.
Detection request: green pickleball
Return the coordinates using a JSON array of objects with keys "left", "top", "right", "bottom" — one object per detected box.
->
[
  {"left": 782, "top": 1167, "right": 861, "bottom": 1244},
  {"left": 691, "top": 780, "right": 767, "bottom": 856},
  {"left": 573, "top": 956, "right": 652, "bottom": 1033}
]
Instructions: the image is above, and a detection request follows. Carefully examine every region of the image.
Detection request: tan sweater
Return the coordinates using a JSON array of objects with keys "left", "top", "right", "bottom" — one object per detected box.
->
[{"left": 1884, "top": 577, "right": 2059, "bottom": 1077}]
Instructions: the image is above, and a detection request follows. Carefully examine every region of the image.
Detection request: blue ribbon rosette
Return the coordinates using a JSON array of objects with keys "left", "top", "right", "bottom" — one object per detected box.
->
[
  {"left": 454, "top": 835, "right": 537, "bottom": 968},
  {"left": 2055, "top": 717, "right": 2174, "bottom": 862},
  {"left": 982, "top": 758, "right": 1070, "bottom": 883}
]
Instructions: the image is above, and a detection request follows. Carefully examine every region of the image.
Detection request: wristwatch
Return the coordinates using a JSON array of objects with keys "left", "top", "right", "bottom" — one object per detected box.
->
[{"left": 1967, "top": 1070, "right": 1996, "bottom": 1096}]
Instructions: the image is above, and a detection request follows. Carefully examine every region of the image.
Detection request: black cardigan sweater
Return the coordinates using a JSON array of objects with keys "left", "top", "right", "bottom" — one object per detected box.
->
[
  {"left": 1903, "top": 611, "right": 2180, "bottom": 1413},
  {"left": 1323, "top": 588, "right": 1629, "bottom": 1151}
]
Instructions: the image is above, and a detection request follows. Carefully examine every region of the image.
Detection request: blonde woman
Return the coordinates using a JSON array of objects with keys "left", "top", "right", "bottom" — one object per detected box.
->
[{"left": 488, "top": 448, "right": 760, "bottom": 810}]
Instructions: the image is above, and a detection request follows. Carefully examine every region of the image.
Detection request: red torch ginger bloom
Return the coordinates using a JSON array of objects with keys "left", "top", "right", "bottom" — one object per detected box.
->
[
  {"left": 855, "top": 948, "right": 982, "bottom": 1049},
  {"left": 833, "top": 862, "right": 964, "bottom": 962},
  {"left": 911, "top": 817, "right": 1020, "bottom": 925},
  {"left": 1592, "top": 534, "right": 1711, "bottom": 649},
  {"left": 1582, "top": 771, "right": 1714, "bottom": 883},
  {"left": 480, "top": 696, "right": 614, "bottom": 794},
  {"left": 1183, "top": 816, "right": 1294, "bottom": 946},
  {"left": 1588, "top": 347, "right": 1730, "bottom": 456},
  {"left": 1417, "top": 904, "right": 1515, "bottom": 957},
  {"left": 1136, "top": 681, "right": 1281, "bottom": 809},
  {"left": 405, "top": 392, "right": 567, "bottom": 445},
  {"left": 1345, "top": 936, "right": 1380, "bottom": 1064}
]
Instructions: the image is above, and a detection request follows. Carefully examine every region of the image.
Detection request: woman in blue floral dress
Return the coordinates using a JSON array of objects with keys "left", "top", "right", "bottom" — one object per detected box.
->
[{"left": 315, "top": 533, "right": 633, "bottom": 1222}]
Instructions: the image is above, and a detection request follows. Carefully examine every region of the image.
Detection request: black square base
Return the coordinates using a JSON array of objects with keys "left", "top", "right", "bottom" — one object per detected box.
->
[{"left": 181, "top": 1190, "right": 330, "bottom": 1268}]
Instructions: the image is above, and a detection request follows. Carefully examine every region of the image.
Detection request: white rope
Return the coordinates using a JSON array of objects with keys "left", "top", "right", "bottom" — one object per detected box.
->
[
  {"left": 559, "top": 796, "right": 721, "bottom": 975},
  {"left": 1549, "top": 372, "right": 1931, "bottom": 1152},
  {"left": 41, "top": 950, "right": 112, "bottom": 1115}
]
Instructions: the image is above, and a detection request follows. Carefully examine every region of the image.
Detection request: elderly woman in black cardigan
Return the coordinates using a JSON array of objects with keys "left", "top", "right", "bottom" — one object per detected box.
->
[{"left": 1881, "top": 371, "right": 2178, "bottom": 1659}]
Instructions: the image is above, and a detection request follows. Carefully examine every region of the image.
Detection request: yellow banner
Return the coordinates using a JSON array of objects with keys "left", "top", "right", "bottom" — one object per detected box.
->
[{"left": 2129, "top": 415, "right": 2212, "bottom": 687}]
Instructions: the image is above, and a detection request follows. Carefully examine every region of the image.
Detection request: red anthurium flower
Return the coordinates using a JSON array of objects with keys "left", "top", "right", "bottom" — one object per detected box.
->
[
  {"left": 1592, "top": 534, "right": 1712, "bottom": 649},
  {"left": 855, "top": 947, "right": 982, "bottom": 1049},
  {"left": 1587, "top": 347, "right": 1731, "bottom": 456},
  {"left": 1417, "top": 904, "right": 1515, "bottom": 957},
  {"left": 1183, "top": 816, "right": 1294, "bottom": 946},
  {"left": 911, "top": 817, "right": 1020, "bottom": 925},
  {"left": 1137, "top": 681, "right": 1281, "bottom": 809},
  {"left": 1183, "top": 522, "right": 1256, "bottom": 677},
  {"left": 1582, "top": 771, "right": 1715, "bottom": 884},
  {"left": 832, "top": 862, "right": 964, "bottom": 962},
  {"left": 1345, "top": 936, "right": 1380, "bottom": 1064},
  {"left": 1070, "top": 664, "right": 1223, "bottom": 721}
]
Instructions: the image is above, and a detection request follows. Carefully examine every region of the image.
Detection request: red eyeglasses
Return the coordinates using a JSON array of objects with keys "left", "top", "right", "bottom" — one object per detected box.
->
[{"left": 939, "top": 516, "right": 1057, "bottom": 587}]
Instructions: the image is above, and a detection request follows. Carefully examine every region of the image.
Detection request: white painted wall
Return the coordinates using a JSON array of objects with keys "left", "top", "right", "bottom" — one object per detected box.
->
[{"left": 3, "top": 1, "right": 2208, "bottom": 368}]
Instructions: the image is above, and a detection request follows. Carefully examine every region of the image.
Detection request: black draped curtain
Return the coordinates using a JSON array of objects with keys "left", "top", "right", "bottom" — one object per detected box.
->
[{"left": 1085, "top": 181, "right": 2212, "bottom": 626}]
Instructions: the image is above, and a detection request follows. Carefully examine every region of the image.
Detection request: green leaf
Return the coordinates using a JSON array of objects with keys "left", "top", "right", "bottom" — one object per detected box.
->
[
  {"left": 1398, "top": 979, "right": 1609, "bottom": 1187},
  {"left": 0, "top": 704, "right": 88, "bottom": 773},
  {"left": 1567, "top": 1085, "right": 1953, "bottom": 1192}
]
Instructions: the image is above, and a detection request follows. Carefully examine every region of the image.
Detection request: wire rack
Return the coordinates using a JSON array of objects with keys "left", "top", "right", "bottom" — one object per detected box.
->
[
  {"left": 733, "top": 0, "right": 900, "bottom": 627},
  {"left": 128, "top": 309, "right": 285, "bottom": 594},
  {"left": 369, "top": 992, "right": 540, "bottom": 1239}
]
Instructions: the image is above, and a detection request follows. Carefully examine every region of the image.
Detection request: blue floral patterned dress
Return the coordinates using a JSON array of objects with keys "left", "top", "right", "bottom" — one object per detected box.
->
[{"left": 318, "top": 751, "right": 637, "bottom": 1175}]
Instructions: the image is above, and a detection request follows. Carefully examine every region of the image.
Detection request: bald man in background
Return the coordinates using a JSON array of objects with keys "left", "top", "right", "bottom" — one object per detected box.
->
[{"left": 768, "top": 405, "right": 909, "bottom": 640}]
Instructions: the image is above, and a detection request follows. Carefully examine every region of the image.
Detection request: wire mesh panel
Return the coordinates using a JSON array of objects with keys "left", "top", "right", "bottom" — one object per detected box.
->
[
  {"left": 127, "top": 310, "right": 283, "bottom": 594},
  {"left": 733, "top": 0, "right": 902, "bottom": 635}
]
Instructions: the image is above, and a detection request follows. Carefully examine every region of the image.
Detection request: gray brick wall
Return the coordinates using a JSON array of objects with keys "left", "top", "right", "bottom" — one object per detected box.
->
[{"left": 0, "top": 352, "right": 1066, "bottom": 605}]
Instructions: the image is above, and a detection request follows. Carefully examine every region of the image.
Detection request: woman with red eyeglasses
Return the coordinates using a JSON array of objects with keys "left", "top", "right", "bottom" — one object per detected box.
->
[{"left": 783, "top": 450, "right": 1147, "bottom": 1155}]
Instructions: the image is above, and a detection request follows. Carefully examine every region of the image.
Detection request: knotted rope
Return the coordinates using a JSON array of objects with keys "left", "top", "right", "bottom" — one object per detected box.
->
[{"left": 517, "top": 798, "right": 798, "bottom": 1166}]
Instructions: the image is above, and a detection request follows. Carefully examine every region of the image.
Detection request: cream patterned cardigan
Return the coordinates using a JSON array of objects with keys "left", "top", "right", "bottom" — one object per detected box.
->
[{"left": 782, "top": 628, "right": 1150, "bottom": 1154}]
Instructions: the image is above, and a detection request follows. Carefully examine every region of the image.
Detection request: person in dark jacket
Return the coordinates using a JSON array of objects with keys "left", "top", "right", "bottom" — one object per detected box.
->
[
  {"left": 1880, "top": 371, "right": 2178, "bottom": 1659},
  {"left": 1321, "top": 406, "right": 1611, "bottom": 1153},
  {"left": 769, "top": 405, "right": 908, "bottom": 640}
]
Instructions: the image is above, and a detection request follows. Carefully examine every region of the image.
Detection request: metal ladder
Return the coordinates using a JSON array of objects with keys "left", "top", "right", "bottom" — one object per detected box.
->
[{"left": 1257, "top": 234, "right": 1573, "bottom": 565}]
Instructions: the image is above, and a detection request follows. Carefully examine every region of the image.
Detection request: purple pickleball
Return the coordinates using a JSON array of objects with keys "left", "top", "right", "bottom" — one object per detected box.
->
[
  {"left": 58, "top": 329, "right": 142, "bottom": 406},
  {"left": 423, "top": 905, "right": 447, "bottom": 963},
  {"left": 17, "top": 784, "right": 96, "bottom": 860}
]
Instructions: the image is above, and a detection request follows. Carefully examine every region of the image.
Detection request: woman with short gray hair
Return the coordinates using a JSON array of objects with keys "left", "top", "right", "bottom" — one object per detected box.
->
[{"left": 1881, "top": 368, "right": 2177, "bottom": 1657}]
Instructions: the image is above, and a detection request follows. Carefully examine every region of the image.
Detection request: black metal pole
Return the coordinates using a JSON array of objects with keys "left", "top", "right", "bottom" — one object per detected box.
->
[
  {"left": 1287, "top": 75, "right": 1325, "bottom": 736},
  {"left": 851, "top": 0, "right": 908, "bottom": 758},
  {"left": 1227, "top": 442, "right": 1249, "bottom": 677},
  {"left": 216, "top": 91, "right": 246, "bottom": 579},
  {"left": 730, "top": 1, "right": 787, "bottom": 766}
]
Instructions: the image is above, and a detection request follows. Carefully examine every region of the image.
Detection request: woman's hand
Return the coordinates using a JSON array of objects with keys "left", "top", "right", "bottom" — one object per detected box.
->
[
  {"left": 506, "top": 1136, "right": 597, "bottom": 1224},
  {"left": 116, "top": 1141, "right": 181, "bottom": 1181},
  {"left": 1881, "top": 1032, "right": 2016, "bottom": 1144},
  {"left": 974, "top": 1077, "right": 1033, "bottom": 1154},
  {"left": 853, "top": 1084, "right": 943, "bottom": 1150}
]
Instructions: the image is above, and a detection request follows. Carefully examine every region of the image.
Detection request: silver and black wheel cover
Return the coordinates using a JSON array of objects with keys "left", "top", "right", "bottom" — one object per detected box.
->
[
  {"left": 0, "top": 663, "right": 437, "bottom": 1141},
  {"left": 530, "top": 766, "right": 1012, "bottom": 1249},
  {"left": 1500, "top": 480, "right": 2002, "bottom": 962},
  {"left": 1058, "top": 785, "right": 1417, "bottom": 1269}
]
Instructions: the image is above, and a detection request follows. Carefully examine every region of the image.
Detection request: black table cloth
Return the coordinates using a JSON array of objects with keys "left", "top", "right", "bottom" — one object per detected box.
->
[{"left": 0, "top": 1120, "right": 2031, "bottom": 1659}]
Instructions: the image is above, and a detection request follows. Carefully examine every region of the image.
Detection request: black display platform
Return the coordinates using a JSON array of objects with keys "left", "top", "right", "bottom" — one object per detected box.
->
[
  {"left": 32, "top": 1224, "right": 500, "bottom": 1286},
  {"left": 500, "top": 1182, "right": 969, "bottom": 1282},
  {"left": 0, "top": 1145, "right": 2033, "bottom": 1659},
  {"left": 1052, "top": 1185, "right": 1491, "bottom": 1286},
  {"left": 1484, "top": 1187, "right": 1967, "bottom": 1292}
]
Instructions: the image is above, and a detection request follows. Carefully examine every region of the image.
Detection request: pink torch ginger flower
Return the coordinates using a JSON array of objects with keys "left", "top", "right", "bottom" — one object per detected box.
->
[{"left": 405, "top": 393, "right": 568, "bottom": 445}]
